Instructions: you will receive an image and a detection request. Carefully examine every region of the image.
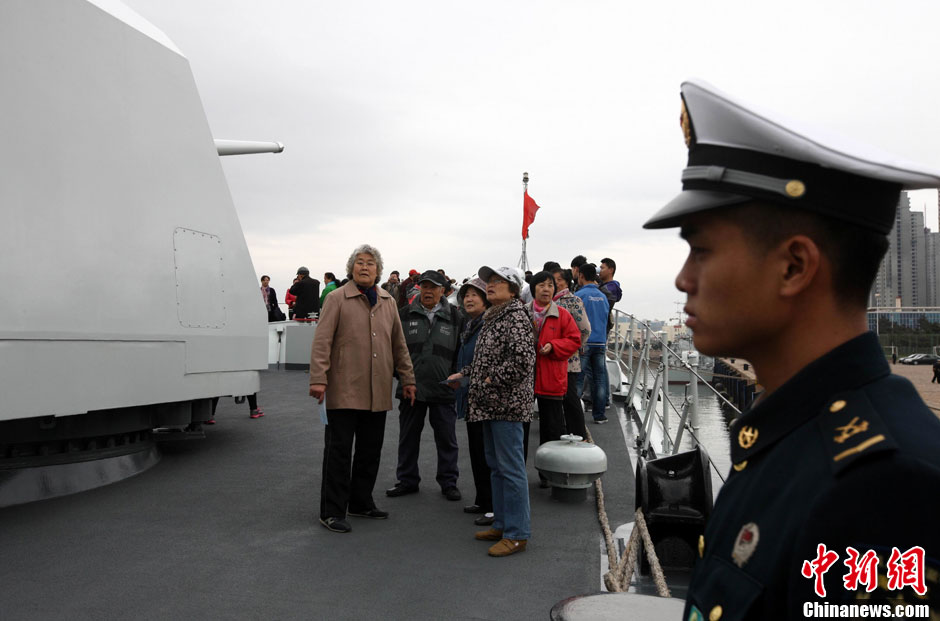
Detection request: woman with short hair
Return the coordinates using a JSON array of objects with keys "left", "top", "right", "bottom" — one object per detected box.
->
[
  {"left": 528, "top": 270, "right": 583, "bottom": 483},
  {"left": 449, "top": 266, "right": 534, "bottom": 557},
  {"left": 309, "top": 244, "right": 417, "bottom": 534}
]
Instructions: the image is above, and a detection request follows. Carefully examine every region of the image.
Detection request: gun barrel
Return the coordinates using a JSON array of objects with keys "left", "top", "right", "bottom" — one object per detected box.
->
[{"left": 214, "top": 139, "right": 285, "bottom": 156}]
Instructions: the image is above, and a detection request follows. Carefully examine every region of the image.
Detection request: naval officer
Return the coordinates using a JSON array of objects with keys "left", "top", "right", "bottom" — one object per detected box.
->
[{"left": 644, "top": 80, "right": 940, "bottom": 620}]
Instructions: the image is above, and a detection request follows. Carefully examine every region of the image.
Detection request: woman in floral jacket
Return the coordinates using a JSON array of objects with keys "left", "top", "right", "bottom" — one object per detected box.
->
[{"left": 449, "top": 266, "right": 534, "bottom": 557}]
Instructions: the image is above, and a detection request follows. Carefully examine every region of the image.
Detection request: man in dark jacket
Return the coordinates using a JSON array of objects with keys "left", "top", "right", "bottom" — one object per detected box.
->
[
  {"left": 289, "top": 266, "right": 320, "bottom": 319},
  {"left": 599, "top": 257, "right": 622, "bottom": 333},
  {"left": 387, "top": 270, "right": 464, "bottom": 501}
]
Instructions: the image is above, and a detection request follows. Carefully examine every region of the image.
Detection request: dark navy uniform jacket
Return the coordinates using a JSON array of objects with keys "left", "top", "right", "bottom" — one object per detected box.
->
[{"left": 684, "top": 332, "right": 940, "bottom": 621}]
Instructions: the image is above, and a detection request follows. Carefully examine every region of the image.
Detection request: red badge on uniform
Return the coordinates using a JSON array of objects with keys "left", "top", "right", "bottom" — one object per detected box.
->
[{"left": 732, "top": 523, "right": 760, "bottom": 567}]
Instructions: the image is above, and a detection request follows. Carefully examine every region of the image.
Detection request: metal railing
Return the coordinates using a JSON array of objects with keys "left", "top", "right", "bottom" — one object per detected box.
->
[{"left": 607, "top": 309, "right": 739, "bottom": 483}]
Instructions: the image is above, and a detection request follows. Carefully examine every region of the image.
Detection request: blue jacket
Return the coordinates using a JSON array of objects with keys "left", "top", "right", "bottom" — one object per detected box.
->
[
  {"left": 575, "top": 283, "right": 610, "bottom": 345},
  {"left": 454, "top": 314, "right": 484, "bottom": 419}
]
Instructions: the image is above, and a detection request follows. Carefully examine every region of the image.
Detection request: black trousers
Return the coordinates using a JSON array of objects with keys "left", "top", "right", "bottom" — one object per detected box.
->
[
  {"left": 396, "top": 400, "right": 459, "bottom": 489},
  {"left": 537, "top": 396, "right": 566, "bottom": 446},
  {"left": 320, "top": 409, "right": 387, "bottom": 519},
  {"left": 466, "top": 420, "right": 492, "bottom": 511},
  {"left": 562, "top": 371, "right": 587, "bottom": 439}
]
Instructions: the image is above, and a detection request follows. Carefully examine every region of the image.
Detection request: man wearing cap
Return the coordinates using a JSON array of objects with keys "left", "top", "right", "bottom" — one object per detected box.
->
[
  {"left": 387, "top": 270, "right": 464, "bottom": 501},
  {"left": 645, "top": 80, "right": 940, "bottom": 618},
  {"left": 289, "top": 266, "right": 320, "bottom": 320}
]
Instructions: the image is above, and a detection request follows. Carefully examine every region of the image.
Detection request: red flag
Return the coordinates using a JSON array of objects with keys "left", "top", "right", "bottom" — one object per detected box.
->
[{"left": 522, "top": 190, "right": 540, "bottom": 239}]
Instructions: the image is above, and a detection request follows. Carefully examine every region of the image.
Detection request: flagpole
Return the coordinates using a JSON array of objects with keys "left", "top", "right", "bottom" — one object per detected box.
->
[{"left": 518, "top": 171, "right": 529, "bottom": 272}]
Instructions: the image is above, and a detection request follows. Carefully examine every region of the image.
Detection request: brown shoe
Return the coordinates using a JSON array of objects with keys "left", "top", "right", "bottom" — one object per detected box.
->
[
  {"left": 488, "top": 538, "right": 527, "bottom": 557},
  {"left": 474, "top": 528, "right": 503, "bottom": 541}
]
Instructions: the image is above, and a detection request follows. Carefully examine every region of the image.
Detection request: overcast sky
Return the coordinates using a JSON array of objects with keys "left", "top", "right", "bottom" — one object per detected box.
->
[{"left": 123, "top": 0, "right": 940, "bottom": 321}]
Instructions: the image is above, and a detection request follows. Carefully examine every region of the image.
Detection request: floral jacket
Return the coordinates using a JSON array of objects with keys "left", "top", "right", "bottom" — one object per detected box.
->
[
  {"left": 554, "top": 289, "right": 591, "bottom": 373},
  {"left": 461, "top": 298, "right": 535, "bottom": 423}
]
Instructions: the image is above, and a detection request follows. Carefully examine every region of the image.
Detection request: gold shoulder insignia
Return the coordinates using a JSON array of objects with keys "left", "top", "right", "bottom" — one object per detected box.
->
[{"left": 820, "top": 393, "right": 897, "bottom": 474}]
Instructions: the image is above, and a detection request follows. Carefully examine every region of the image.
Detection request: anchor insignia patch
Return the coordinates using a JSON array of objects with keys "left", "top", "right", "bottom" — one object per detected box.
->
[
  {"left": 738, "top": 426, "right": 759, "bottom": 450},
  {"left": 833, "top": 416, "right": 869, "bottom": 444}
]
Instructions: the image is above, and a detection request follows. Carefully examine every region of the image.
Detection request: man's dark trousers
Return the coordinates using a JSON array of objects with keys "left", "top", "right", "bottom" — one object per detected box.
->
[
  {"left": 320, "top": 409, "right": 387, "bottom": 519},
  {"left": 396, "top": 400, "right": 458, "bottom": 490}
]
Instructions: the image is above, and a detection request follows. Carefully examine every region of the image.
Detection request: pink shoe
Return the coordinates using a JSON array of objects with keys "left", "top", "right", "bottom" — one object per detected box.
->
[
  {"left": 205, "top": 419, "right": 216, "bottom": 425},
  {"left": 249, "top": 409, "right": 265, "bottom": 419}
]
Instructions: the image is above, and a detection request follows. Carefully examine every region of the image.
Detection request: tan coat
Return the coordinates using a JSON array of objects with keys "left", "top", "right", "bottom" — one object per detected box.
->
[{"left": 309, "top": 281, "right": 415, "bottom": 412}]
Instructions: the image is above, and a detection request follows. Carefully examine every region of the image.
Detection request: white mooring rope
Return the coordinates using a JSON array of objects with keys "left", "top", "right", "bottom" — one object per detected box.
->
[{"left": 586, "top": 429, "right": 671, "bottom": 597}]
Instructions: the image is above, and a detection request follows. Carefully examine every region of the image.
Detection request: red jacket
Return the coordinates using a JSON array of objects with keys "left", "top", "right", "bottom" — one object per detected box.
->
[{"left": 531, "top": 302, "right": 582, "bottom": 397}]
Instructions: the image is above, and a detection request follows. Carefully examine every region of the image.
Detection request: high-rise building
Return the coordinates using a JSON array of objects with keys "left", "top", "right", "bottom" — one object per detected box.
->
[{"left": 869, "top": 192, "right": 933, "bottom": 308}]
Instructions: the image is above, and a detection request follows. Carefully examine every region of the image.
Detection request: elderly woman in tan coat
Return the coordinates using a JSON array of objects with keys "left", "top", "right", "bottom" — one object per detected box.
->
[{"left": 310, "top": 244, "right": 416, "bottom": 534}]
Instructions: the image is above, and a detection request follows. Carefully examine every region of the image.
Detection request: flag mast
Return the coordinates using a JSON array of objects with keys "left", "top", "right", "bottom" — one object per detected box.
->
[{"left": 518, "top": 171, "right": 530, "bottom": 272}]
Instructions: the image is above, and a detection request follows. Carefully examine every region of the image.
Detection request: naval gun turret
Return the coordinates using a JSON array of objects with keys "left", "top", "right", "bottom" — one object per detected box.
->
[{"left": 0, "top": 0, "right": 282, "bottom": 506}]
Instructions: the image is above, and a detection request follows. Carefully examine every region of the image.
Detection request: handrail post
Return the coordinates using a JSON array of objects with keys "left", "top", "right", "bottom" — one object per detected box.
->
[
  {"left": 662, "top": 347, "right": 670, "bottom": 454},
  {"left": 691, "top": 352, "right": 699, "bottom": 431},
  {"left": 672, "top": 401, "right": 691, "bottom": 454},
  {"left": 628, "top": 316, "right": 635, "bottom": 383},
  {"left": 641, "top": 326, "right": 650, "bottom": 411},
  {"left": 624, "top": 335, "right": 647, "bottom": 410},
  {"left": 641, "top": 372, "right": 663, "bottom": 456}
]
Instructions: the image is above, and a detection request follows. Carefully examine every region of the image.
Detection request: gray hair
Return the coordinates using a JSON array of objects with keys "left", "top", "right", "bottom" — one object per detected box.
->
[{"left": 345, "top": 244, "right": 384, "bottom": 283}]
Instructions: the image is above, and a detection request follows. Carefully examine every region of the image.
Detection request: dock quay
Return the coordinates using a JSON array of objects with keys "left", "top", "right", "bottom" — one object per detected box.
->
[{"left": 712, "top": 356, "right": 940, "bottom": 421}]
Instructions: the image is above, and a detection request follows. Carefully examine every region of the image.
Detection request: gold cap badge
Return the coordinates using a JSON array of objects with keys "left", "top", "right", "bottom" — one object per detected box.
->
[{"left": 680, "top": 100, "right": 692, "bottom": 147}]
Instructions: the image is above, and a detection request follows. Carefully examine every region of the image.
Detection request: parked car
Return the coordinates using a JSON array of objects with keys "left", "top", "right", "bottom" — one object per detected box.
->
[{"left": 900, "top": 354, "right": 939, "bottom": 365}]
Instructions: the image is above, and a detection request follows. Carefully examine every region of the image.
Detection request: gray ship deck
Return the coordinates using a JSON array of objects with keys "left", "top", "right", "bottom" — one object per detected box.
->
[{"left": 0, "top": 369, "right": 663, "bottom": 620}]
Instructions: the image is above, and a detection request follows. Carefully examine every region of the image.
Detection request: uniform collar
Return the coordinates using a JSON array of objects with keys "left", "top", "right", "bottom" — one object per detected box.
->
[{"left": 729, "top": 331, "right": 889, "bottom": 464}]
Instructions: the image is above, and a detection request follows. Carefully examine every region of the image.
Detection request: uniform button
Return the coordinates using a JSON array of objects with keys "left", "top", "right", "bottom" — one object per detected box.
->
[
  {"left": 373, "top": 332, "right": 376, "bottom": 337},
  {"left": 733, "top": 461, "right": 748, "bottom": 471},
  {"left": 373, "top": 353, "right": 377, "bottom": 358},
  {"left": 829, "top": 399, "right": 847, "bottom": 413},
  {"left": 698, "top": 535, "right": 705, "bottom": 558},
  {"left": 709, "top": 605, "right": 722, "bottom": 621}
]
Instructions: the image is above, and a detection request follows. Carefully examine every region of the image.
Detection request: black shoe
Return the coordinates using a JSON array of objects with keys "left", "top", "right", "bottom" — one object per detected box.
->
[
  {"left": 442, "top": 487, "right": 462, "bottom": 501},
  {"left": 386, "top": 483, "right": 419, "bottom": 497},
  {"left": 319, "top": 517, "right": 351, "bottom": 533},
  {"left": 463, "top": 504, "right": 485, "bottom": 514},
  {"left": 594, "top": 416, "right": 609, "bottom": 424},
  {"left": 348, "top": 508, "right": 389, "bottom": 520},
  {"left": 474, "top": 513, "right": 495, "bottom": 526}
]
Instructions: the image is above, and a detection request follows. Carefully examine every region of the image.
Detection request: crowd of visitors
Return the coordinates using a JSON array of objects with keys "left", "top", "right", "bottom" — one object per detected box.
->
[
  {"left": 250, "top": 249, "right": 618, "bottom": 554},
  {"left": 285, "top": 245, "right": 620, "bottom": 558}
]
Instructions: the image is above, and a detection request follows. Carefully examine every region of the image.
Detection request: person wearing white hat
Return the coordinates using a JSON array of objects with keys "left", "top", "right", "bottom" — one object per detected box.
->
[{"left": 646, "top": 80, "right": 940, "bottom": 618}]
